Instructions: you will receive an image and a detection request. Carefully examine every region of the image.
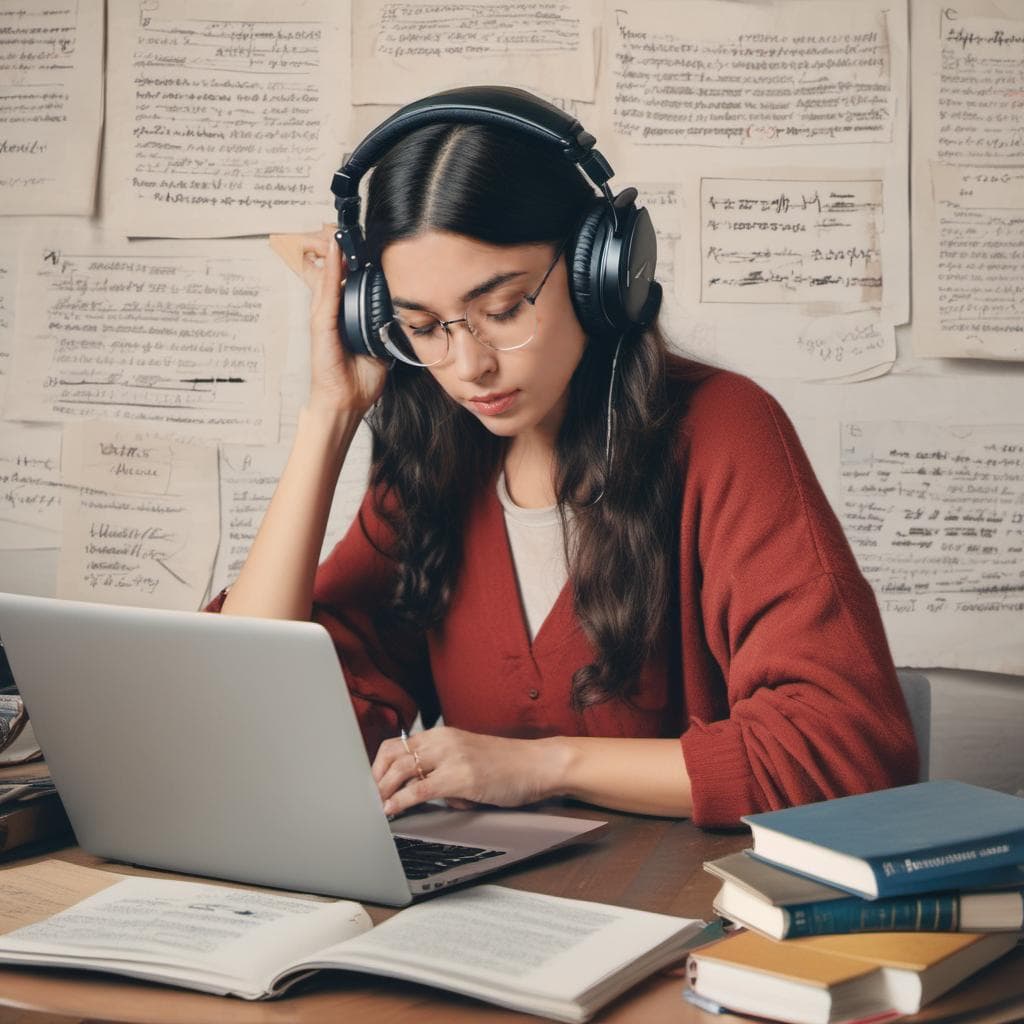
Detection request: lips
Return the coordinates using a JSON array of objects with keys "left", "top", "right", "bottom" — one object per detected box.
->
[{"left": 468, "top": 389, "right": 519, "bottom": 416}]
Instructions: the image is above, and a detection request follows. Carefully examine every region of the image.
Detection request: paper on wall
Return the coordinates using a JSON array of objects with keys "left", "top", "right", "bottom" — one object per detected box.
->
[
  {"left": 0, "top": 0, "right": 104, "bottom": 215},
  {"left": 840, "top": 420, "right": 1024, "bottom": 674},
  {"left": 57, "top": 422, "right": 219, "bottom": 610},
  {"left": 351, "top": 0, "right": 598, "bottom": 106},
  {"left": 103, "top": 0, "right": 349, "bottom": 237},
  {"left": 5, "top": 234, "right": 286, "bottom": 445},
  {"left": 601, "top": 0, "right": 894, "bottom": 154},
  {"left": 910, "top": 0, "right": 1024, "bottom": 359},
  {"left": 212, "top": 429, "right": 371, "bottom": 596},
  {"left": 0, "top": 424, "right": 63, "bottom": 550}
]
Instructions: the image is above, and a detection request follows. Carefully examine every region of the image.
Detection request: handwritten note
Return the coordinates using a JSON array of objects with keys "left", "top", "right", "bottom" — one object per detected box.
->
[
  {"left": 937, "top": 12, "right": 1024, "bottom": 163},
  {"left": 104, "top": 0, "right": 349, "bottom": 236},
  {"left": 700, "top": 178, "right": 883, "bottom": 307},
  {"left": 0, "top": 424, "right": 63, "bottom": 549},
  {"left": 604, "top": 0, "right": 893, "bottom": 149},
  {"left": 841, "top": 420, "right": 1024, "bottom": 671},
  {"left": 58, "top": 423, "right": 218, "bottom": 609},
  {"left": 352, "top": 0, "right": 597, "bottom": 105},
  {"left": 0, "top": 0, "right": 103, "bottom": 214},
  {"left": 6, "top": 237, "right": 285, "bottom": 444},
  {"left": 926, "top": 166, "right": 1024, "bottom": 358}
]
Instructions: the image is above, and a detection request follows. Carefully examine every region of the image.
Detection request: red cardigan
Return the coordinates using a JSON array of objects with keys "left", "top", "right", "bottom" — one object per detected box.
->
[{"left": 217, "top": 365, "right": 918, "bottom": 828}]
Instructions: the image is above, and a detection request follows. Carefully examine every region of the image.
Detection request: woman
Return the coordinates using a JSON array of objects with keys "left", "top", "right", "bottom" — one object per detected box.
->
[{"left": 215, "top": 103, "right": 917, "bottom": 828}]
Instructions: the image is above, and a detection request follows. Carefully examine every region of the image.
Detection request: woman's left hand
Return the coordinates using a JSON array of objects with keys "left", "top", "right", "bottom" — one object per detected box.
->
[{"left": 372, "top": 726, "right": 564, "bottom": 817}]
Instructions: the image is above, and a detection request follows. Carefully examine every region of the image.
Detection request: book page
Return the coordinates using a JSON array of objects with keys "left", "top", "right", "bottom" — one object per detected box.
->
[
  {"left": 351, "top": 0, "right": 598, "bottom": 105},
  {"left": 1, "top": 871, "right": 371, "bottom": 991},
  {"left": 0, "top": 0, "right": 104, "bottom": 215},
  {"left": 57, "top": 422, "right": 219, "bottom": 610},
  {"left": 311, "top": 886, "right": 700, "bottom": 1000},
  {"left": 5, "top": 234, "right": 286, "bottom": 444},
  {"left": 103, "top": 0, "right": 350, "bottom": 237}
]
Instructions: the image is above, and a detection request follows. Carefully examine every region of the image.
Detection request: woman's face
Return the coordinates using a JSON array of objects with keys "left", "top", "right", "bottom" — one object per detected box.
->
[{"left": 380, "top": 230, "right": 587, "bottom": 448}]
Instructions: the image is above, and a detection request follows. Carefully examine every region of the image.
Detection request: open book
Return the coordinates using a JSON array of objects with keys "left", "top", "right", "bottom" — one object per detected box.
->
[{"left": 0, "top": 861, "right": 706, "bottom": 1022}]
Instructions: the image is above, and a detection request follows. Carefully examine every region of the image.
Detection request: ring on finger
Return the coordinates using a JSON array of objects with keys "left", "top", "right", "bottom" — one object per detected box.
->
[{"left": 412, "top": 749, "right": 426, "bottom": 781}]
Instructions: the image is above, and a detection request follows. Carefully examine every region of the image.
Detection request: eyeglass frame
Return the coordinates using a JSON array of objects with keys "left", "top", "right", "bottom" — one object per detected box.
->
[{"left": 378, "top": 236, "right": 570, "bottom": 368}]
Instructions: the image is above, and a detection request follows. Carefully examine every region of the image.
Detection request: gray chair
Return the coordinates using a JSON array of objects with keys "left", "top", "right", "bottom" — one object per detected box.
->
[{"left": 896, "top": 669, "right": 931, "bottom": 782}]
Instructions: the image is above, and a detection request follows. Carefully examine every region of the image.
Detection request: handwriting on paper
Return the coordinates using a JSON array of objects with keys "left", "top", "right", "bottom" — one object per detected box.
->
[
  {"left": 58, "top": 423, "right": 218, "bottom": 610},
  {"left": 841, "top": 421, "right": 1024, "bottom": 621},
  {"left": 938, "top": 11, "right": 1024, "bottom": 163},
  {"left": 929, "top": 165, "right": 1024, "bottom": 357},
  {"left": 608, "top": 1, "right": 893, "bottom": 147},
  {"left": 0, "top": 0, "right": 103, "bottom": 213},
  {"left": 0, "top": 425, "right": 63, "bottom": 548},
  {"left": 7, "top": 243, "right": 283, "bottom": 444},
  {"left": 353, "top": 0, "right": 596, "bottom": 104},
  {"left": 105, "top": 0, "right": 347, "bottom": 235},
  {"left": 700, "top": 179, "right": 882, "bottom": 306}
]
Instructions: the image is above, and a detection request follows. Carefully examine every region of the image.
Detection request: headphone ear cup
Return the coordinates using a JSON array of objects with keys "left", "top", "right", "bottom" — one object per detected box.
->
[
  {"left": 569, "top": 201, "right": 614, "bottom": 343},
  {"left": 365, "top": 266, "right": 392, "bottom": 343}
]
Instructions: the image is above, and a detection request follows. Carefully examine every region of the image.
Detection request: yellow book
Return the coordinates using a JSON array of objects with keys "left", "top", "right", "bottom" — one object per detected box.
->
[{"left": 687, "top": 928, "right": 1018, "bottom": 1024}]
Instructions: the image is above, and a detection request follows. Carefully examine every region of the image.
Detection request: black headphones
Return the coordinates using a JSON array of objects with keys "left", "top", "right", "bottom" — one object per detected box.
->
[{"left": 330, "top": 85, "right": 662, "bottom": 362}]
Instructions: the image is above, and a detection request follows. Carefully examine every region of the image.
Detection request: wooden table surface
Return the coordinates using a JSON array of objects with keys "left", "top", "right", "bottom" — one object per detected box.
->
[{"left": 0, "top": 805, "right": 1022, "bottom": 1024}]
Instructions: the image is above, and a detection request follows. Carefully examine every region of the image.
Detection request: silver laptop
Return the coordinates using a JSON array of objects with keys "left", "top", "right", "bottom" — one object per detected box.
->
[{"left": 0, "top": 593, "right": 606, "bottom": 906}]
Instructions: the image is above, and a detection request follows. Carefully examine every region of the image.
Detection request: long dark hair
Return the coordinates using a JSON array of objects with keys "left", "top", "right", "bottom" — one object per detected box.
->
[{"left": 363, "top": 122, "right": 688, "bottom": 709}]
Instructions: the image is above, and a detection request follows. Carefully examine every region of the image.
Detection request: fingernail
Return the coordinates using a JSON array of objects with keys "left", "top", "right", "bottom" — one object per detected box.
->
[{"left": 382, "top": 800, "right": 393, "bottom": 816}]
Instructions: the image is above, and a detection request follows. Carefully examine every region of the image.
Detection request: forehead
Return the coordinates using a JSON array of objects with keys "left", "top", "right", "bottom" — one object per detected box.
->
[{"left": 381, "top": 230, "right": 553, "bottom": 307}]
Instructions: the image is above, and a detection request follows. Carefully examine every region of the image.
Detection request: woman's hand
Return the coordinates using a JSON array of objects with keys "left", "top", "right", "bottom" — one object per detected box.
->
[
  {"left": 298, "top": 225, "right": 387, "bottom": 417},
  {"left": 372, "top": 726, "right": 566, "bottom": 817}
]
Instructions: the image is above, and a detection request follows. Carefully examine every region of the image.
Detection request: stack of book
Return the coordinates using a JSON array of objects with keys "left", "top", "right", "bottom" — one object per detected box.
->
[{"left": 687, "top": 780, "right": 1024, "bottom": 1024}]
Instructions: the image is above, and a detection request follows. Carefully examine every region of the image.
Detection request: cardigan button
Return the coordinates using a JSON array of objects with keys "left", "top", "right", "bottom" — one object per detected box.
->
[{"left": 528, "top": 688, "right": 540, "bottom": 700}]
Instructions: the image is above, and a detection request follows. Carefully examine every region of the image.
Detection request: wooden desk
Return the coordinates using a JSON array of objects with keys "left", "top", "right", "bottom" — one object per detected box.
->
[{"left": 0, "top": 808, "right": 1022, "bottom": 1024}]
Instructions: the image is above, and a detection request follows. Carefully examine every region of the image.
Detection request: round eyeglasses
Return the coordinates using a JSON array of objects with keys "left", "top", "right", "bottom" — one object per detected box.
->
[{"left": 379, "top": 240, "right": 567, "bottom": 368}]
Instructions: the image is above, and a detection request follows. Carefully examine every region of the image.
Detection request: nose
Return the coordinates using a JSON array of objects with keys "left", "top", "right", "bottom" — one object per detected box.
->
[{"left": 448, "top": 322, "right": 497, "bottom": 382}]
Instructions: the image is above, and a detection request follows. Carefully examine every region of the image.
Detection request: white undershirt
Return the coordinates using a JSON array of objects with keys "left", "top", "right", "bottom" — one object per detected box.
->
[{"left": 496, "top": 472, "right": 570, "bottom": 642}]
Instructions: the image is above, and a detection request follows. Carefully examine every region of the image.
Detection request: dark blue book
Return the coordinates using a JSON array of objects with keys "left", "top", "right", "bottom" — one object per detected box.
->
[
  {"left": 706, "top": 851, "right": 1024, "bottom": 939},
  {"left": 741, "top": 781, "right": 1024, "bottom": 899}
]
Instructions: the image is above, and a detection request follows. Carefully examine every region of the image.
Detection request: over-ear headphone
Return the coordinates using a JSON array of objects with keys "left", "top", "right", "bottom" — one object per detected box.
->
[{"left": 330, "top": 85, "right": 662, "bottom": 362}]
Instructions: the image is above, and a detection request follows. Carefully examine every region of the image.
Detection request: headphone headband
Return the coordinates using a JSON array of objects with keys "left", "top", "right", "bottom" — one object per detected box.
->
[{"left": 331, "top": 86, "right": 615, "bottom": 217}]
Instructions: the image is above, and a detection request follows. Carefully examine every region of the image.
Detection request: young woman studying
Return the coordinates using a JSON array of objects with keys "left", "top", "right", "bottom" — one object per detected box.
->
[{"left": 211, "top": 87, "right": 917, "bottom": 828}]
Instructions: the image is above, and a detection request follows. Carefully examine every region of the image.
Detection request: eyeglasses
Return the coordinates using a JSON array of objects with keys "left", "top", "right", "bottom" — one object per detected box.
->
[{"left": 379, "top": 239, "right": 568, "bottom": 368}]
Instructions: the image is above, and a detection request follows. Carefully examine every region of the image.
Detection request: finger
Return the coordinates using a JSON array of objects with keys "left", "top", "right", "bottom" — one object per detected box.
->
[
  {"left": 370, "top": 737, "right": 406, "bottom": 784},
  {"left": 383, "top": 775, "right": 434, "bottom": 817},
  {"left": 445, "top": 797, "right": 479, "bottom": 810},
  {"left": 377, "top": 752, "right": 426, "bottom": 801}
]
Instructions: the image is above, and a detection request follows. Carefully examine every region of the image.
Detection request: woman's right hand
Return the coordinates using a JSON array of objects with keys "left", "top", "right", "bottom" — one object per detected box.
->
[{"left": 300, "top": 225, "right": 388, "bottom": 417}]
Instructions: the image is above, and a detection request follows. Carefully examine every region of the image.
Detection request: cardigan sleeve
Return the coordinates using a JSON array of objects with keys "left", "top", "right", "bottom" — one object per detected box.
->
[
  {"left": 206, "top": 488, "right": 436, "bottom": 759},
  {"left": 677, "top": 373, "right": 919, "bottom": 828}
]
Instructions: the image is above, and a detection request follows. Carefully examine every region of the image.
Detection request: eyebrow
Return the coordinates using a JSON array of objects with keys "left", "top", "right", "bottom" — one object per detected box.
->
[{"left": 391, "top": 270, "right": 527, "bottom": 313}]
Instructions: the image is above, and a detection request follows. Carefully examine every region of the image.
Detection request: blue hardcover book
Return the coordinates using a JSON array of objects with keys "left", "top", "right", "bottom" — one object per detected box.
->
[{"left": 741, "top": 781, "right": 1024, "bottom": 899}]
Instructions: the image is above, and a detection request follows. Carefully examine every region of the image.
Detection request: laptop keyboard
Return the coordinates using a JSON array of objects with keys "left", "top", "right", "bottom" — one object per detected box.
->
[{"left": 393, "top": 835, "right": 507, "bottom": 880}]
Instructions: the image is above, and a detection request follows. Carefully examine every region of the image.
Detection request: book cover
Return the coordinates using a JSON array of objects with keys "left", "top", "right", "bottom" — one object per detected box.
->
[{"left": 742, "top": 781, "right": 1024, "bottom": 898}]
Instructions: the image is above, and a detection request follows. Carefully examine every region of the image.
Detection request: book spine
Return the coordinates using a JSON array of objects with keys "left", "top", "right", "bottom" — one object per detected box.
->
[
  {"left": 870, "top": 828, "right": 1024, "bottom": 896},
  {"left": 785, "top": 894, "right": 960, "bottom": 938}
]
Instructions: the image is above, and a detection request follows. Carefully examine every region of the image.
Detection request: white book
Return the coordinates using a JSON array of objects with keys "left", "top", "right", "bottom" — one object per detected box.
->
[{"left": 0, "top": 860, "right": 706, "bottom": 1022}]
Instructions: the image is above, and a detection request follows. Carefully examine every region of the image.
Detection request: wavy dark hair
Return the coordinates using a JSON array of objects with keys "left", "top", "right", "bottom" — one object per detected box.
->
[{"left": 362, "top": 122, "right": 689, "bottom": 709}]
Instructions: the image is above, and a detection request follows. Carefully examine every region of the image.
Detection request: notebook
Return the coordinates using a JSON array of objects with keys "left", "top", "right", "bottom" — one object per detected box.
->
[{"left": 0, "top": 593, "right": 606, "bottom": 906}]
